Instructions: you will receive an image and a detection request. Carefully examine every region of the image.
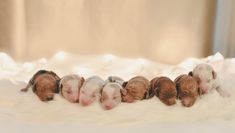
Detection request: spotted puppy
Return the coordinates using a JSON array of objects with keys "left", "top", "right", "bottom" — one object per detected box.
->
[
  {"left": 59, "top": 74, "right": 85, "bottom": 103},
  {"left": 79, "top": 76, "right": 105, "bottom": 106},
  {"left": 21, "top": 70, "right": 60, "bottom": 101},
  {"left": 100, "top": 76, "right": 124, "bottom": 110},
  {"left": 189, "top": 63, "right": 229, "bottom": 97},
  {"left": 121, "top": 76, "right": 150, "bottom": 103},
  {"left": 174, "top": 74, "right": 201, "bottom": 107},
  {"left": 149, "top": 77, "right": 177, "bottom": 106}
]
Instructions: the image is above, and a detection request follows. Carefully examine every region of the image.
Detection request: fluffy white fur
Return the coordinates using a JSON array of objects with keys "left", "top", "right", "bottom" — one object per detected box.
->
[
  {"left": 79, "top": 76, "right": 105, "bottom": 106},
  {"left": 59, "top": 74, "right": 84, "bottom": 103}
]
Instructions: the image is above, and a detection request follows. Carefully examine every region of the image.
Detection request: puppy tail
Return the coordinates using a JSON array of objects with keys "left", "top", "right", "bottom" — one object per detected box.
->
[
  {"left": 21, "top": 82, "right": 32, "bottom": 92},
  {"left": 20, "top": 78, "right": 35, "bottom": 92}
]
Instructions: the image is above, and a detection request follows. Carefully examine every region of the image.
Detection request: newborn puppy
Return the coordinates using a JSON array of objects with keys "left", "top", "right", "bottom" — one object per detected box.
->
[
  {"left": 149, "top": 77, "right": 177, "bottom": 106},
  {"left": 59, "top": 74, "right": 85, "bottom": 103},
  {"left": 100, "top": 76, "right": 124, "bottom": 110},
  {"left": 121, "top": 76, "right": 150, "bottom": 103},
  {"left": 189, "top": 63, "right": 229, "bottom": 97},
  {"left": 79, "top": 76, "right": 105, "bottom": 106},
  {"left": 21, "top": 70, "right": 60, "bottom": 102},
  {"left": 174, "top": 74, "right": 200, "bottom": 107}
]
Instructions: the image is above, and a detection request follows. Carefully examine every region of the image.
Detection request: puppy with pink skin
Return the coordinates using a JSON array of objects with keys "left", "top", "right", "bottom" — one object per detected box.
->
[
  {"left": 59, "top": 74, "right": 85, "bottom": 103},
  {"left": 189, "top": 63, "right": 230, "bottom": 97},
  {"left": 100, "top": 76, "right": 124, "bottom": 110},
  {"left": 79, "top": 76, "right": 105, "bottom": 106}
]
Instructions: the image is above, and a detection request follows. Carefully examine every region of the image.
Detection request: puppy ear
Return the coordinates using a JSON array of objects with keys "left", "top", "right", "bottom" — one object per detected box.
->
[
  {"left": 175, "top": 83, "right": 180, "bottom": 99},
  {"left": 155, "top": 87, "right": 160, "bottom": 97},
  {"left": 32, "top": 84, "right": 37, "bottom": 92},
  {"left": 193, "top": 76, "right": 201, "bottom": 85},
  {"left": 120, "top": 89, "right": 127, "bottom": 96},
  {"left": 150, "top": 78, "right": 160, "bottom": 97},
  {"left": 57, "top": 79, "right": 63, "bottom": 94},
  {"left": 122, "top": 81, "right": 128, "bottom": 88},
  {"left": 212, "top": 70, "right": 217, "bottom": 79},
  {"left": 80, "top": 77, "right": 85, "bottom": 86},
  {"left": 54, "top": 80, "right": 60, "bottom": 93},
  {"left": 188, "top": 71, "right": 193, "bottom": 76}
]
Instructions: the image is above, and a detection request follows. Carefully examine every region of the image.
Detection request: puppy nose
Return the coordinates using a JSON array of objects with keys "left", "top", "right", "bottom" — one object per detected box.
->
[
  {"left": 182, "top": 101, "right": 193, "bottom": 107},
  {"left": 104, "top": 104, "right": 113, "bottom": 110},
  {"left": 80, "top": 99, "right": 90, "bottom": 106},
  {"left": 166, "top": 100, "right": 176, "bottom": 106},
  {"left": 46, "top": 96, "right": 54, "bottom": 101}
]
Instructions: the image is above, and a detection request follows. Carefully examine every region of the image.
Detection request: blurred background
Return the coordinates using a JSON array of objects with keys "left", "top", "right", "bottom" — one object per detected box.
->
[{"left": 0, "top": 0, "right": 234, "bottom": 64}]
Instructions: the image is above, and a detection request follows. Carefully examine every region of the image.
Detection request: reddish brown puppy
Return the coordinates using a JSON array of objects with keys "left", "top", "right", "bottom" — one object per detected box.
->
[
  {"left": 21, "top": 70, "right": 60, "bottom": 102},
  {"left": 149, "top": 77, "right": 177, "bottom": 106},
  {"left": 174, "top": 74, "right": 201, "bottom": 107},
  {"left": 121, "top": 76, "right": 150, "bottom": 103}
]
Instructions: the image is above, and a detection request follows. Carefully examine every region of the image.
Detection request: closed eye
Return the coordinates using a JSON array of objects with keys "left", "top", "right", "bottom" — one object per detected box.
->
[
  {"left": 66, "top": 90, "right": 71, "bottom": 94},
  {"left": 113, "top": 96, "right": 119, "bottom": 100}
]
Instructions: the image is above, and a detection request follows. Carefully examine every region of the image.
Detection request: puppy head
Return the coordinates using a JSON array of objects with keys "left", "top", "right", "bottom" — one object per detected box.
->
[
  {"left": 34, "top": 74, "right": 58, "bottom": 101},
  {"left": 59, "top": 75, "right": 84, "bottom": 103},
  {"left": 175, "top": 75, "right": 200, "bottom": 107},
  {"left": 153, "top": 77, "right": 177, "bottom": 106},
  {"left": 100, "top": 83, "right": 122, "bottom": 110},
  {"left": 79, "top": 76, "right": 105, "bottom": 106},
  {"left": 121, "top": 76, "right": 150, "bottom": 103},
  {"left": 190, "top": 63, "right": 217, "bottom": 94}
]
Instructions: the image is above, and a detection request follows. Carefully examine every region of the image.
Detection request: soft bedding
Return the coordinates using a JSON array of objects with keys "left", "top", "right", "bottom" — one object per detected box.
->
[{"left": 0, "top": 52, "right": 235, "bottom": 133}]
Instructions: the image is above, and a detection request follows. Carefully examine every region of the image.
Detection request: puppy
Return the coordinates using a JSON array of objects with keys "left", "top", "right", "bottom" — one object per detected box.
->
[
  {"left": 59, "top": 74, "right": 85, "bottom": 103},
  {"left": 21, "top": 70, "right": 60, "bottom": 102},
  {"left": 174, "top": 74, "right": 200, "bottom": 107},
  {"left": 121, "top": 76, "right": 150, "bottom": 103},
  {"left": 100, "top": 76, "right": 124, "bottom": 110},
  {"left": 79, "top": 76, "right": 105, "bottom": 106},
  {"left": 189, "top": 63, "right": 229, "bottom": 97},
  {"left": 149, "top": 77, "right": 177, "bottom": 106}
]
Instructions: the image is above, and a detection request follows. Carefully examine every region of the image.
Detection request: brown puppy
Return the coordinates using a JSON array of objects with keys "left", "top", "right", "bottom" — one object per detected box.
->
[
  {"left": 21, "top": 70, "right": 60, "bottom": 101},
  {"left": 174, "top": 74, "right": 201, "bottom": 107},
  {"left": 121, "top": 76, "right": 150, "bottom": 103},
  {"left": 149, "top": 77, "right": 177, "bottom": 106}
]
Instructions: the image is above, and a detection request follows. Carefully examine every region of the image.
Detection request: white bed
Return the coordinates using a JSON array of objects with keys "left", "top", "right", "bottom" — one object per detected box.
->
[{"left": 0, "top": 52, "right": 235, "bottom": 133}]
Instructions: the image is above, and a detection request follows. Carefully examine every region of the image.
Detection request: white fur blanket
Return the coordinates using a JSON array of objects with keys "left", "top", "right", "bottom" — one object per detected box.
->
[{"left": 0, "top": 52, "right": 235, "bottom": 133}]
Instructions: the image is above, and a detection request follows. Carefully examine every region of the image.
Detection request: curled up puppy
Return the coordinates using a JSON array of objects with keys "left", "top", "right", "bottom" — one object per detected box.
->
[
  {"left": 189, "top": 63, "right": 230, "bottom": 97},
  {"left": 100, "top": 76, "right": 124, "bottom": 110},
  {"left": 59, "top": 74, "right": 85, "bottom": 103},
  {"left": 121, "top": 76, "right": 150, "bottom": 103},
  {"left": 79, "top": 76, "right": 105, "bottom": 106},
  {"left": 174, "top": 74, "right": 201, "bottom": 107},
  {"left": 149, "top": 77, "right": 177, "bottom": 106},
  {"left": 21, "top": 70, "right": 60, "bottom": 102}
]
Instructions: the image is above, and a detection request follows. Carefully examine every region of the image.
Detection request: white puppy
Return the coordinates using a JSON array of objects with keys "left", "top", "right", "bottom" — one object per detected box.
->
[
  {"left": 59, "top": 74, "right": 84, "bottom": 103},
  {"left": 189, "top": 63, "right": 229, "bottom": 97},
  {"left": 100, "top": 76, "right": 124, "bottom": 110},
  {"left": 79, "top": 76, "right": 105, "bottom": 106}
]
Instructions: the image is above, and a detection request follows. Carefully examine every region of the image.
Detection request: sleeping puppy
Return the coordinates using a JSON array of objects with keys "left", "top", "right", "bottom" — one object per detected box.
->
[
  {"left": 121, "top": 76, "right": 150, "bottom": 103},
  {"left": 174, "top": 74, "right": 201, "bottom": 107},
  {"left": 149, "top": 77, "right": 177, "bottom": 106},
  {"left": 79, "top": 76, "right": 105, "bottom": 106},
  {"left": 189, "top": 63, "right": 229, "bottom": 97},
  {"left": 21, "top": 70, "right": 60, "bottom": 102},
  {"left": 100, "top": 76, "right": 124, "bottom": 110},
  {"left": 59, "top": 74, "right": 85, "bottom": 103}
]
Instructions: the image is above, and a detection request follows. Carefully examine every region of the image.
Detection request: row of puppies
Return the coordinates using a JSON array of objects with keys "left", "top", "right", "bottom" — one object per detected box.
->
[{"left": 21, "top": 64, "right": 226, "bottom": 110}]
